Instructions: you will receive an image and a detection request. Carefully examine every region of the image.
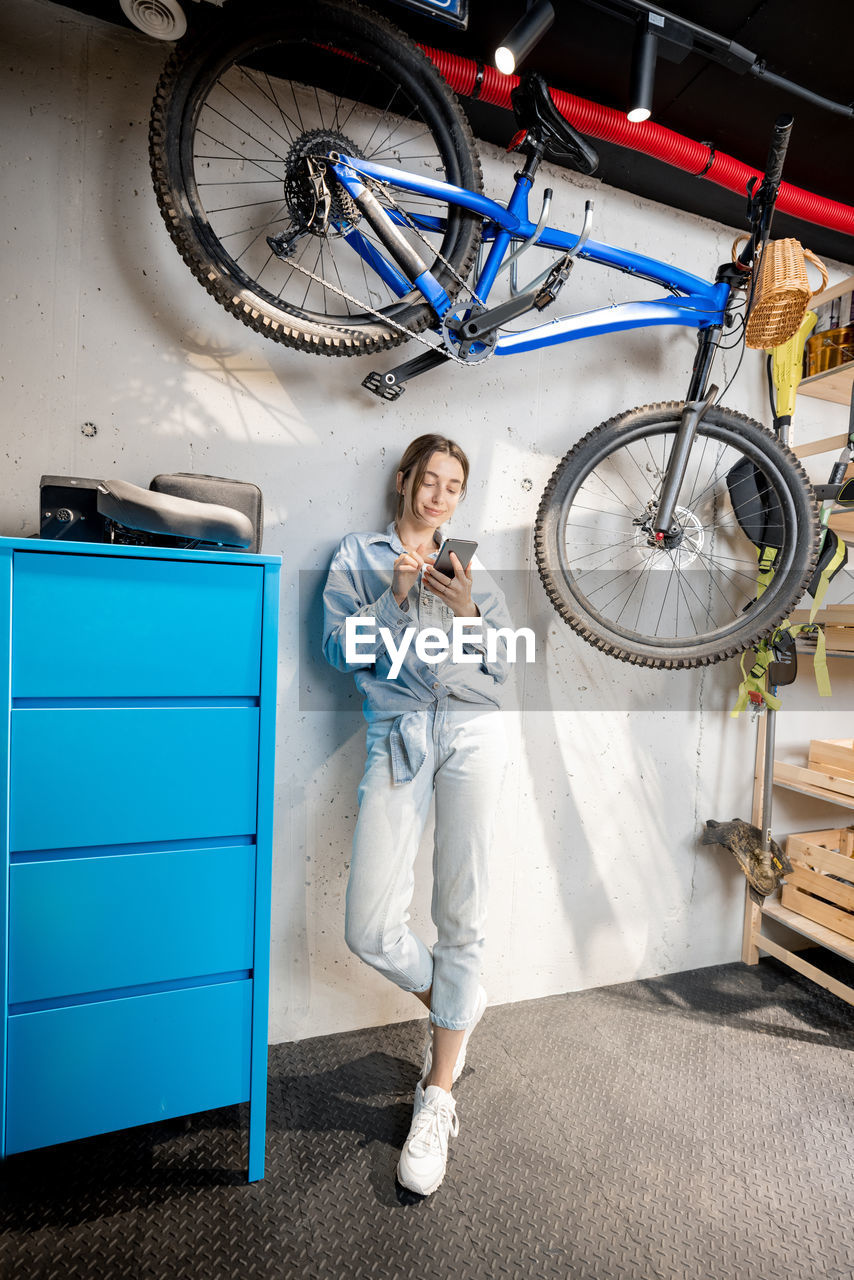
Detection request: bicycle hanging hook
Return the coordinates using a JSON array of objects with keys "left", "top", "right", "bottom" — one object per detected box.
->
[
  {"left": 565, "top": 200, "right": 595, "bottom": 261},
  {"left": 510, "top": 199, "right": 595, "bottom": 296},
  {"left": 500, "top": 187, "right": 552, "bottom": 295}
]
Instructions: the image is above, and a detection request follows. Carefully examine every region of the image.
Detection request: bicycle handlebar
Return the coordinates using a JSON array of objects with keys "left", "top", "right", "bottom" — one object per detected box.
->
[
  {"left": 736, "top": 113, "right": 794, "bottom": 267},
  {"left": 763, "top": 112, "right": 794, "bottom": 191}
]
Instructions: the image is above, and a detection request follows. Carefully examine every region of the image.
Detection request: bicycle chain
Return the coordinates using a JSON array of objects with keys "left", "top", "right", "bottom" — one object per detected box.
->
[
  {"left": 278, "top": 252, "right": 475, "bottom": 364},
  {"left": 279, "top": 158, "right": 489, "bottom": 365}
]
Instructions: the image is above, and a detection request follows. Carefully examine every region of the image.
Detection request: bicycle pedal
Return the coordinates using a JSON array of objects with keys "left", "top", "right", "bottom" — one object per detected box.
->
[
  {"left": 535, "top": 254, "right": 574, "bottom": 310},
  {"left": 362, "top": 370, "right": 404, "bottom": 401}
]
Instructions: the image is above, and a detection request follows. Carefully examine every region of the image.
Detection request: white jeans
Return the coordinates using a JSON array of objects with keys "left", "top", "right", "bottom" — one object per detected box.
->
[{"left": 345, "top": 698, "right": 508, "bottom": 1030}]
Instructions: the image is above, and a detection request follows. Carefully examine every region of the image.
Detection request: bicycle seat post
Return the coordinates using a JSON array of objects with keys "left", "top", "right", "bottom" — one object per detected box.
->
[{"left": 515, "top": 137, "right": 546, "bottom": 187}]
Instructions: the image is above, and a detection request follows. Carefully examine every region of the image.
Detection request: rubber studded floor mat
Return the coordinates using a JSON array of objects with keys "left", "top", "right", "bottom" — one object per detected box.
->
[{"left": 2, "top": 954, "right": 853, "bottom": 1280}]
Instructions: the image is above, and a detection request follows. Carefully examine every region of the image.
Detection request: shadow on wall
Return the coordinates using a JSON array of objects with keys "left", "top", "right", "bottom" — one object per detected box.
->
[
  {"left": 298, "top": 535, "right": 749, "bottom": 997},
  {"left": 514, "top": 624, "right": 746, "bottom": 988},
  {"left": 71, "top": 16, "right": 368, "bottom": 470}
]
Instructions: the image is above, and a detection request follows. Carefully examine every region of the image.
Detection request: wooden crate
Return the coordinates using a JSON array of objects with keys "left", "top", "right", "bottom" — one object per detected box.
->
[
  {"left": 775, "top": 759, "right": 854, "bottom": 803},
  {"left": 790, "top": 606, "right": 854, "bottom": 625},
  {"left": 822, "top": 630, "right": 854, "bottom": 653},
  {"left": 788, "top": 611, "right": 854, "bottom": 654},
  {"left": 782, "top": 827, "right": 854, "bottom": 942},
  {"left": 809, "top": 739, "right": 854, "bottom": 781}
]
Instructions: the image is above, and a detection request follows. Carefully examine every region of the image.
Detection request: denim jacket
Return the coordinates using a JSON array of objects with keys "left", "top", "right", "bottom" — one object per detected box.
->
[{"left": 322, "top": 522, "right": 514, "bottom": 783}]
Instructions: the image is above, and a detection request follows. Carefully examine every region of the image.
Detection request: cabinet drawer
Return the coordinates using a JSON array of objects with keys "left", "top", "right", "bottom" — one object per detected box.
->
[
  {"left": 5, "top": 980, "right": 252, "bottom": 1154},
  {"left": 9, "top": 845, "right": 256, "bottom": 1004},
  {"left": 12, "top": 552, "right": 263, "bottom": 697},
  {"left": 10, "top": 706, "right": 259, "bottom": 851}
]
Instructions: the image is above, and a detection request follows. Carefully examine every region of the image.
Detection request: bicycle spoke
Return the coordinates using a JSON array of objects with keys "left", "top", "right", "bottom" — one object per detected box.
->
[
  {"left": 640, "top": 433, "right": 666, "bottom": 488},
  {"left": 566, "top": 505, "right": 637, "bottom": 520},
  {"left": 653, "top": 558, "right": 678, "bottom": 636},
  {"left": 195, "top": 128, "right": 284, "bottom": 183},
  {"left": 569, "top": 538, "right": 644, "bottom": 568},
  {"left": 217, "top": 212, "right": 289, "bottom": 241},
  {"left": 196, "top": 178, "right": 285, "bottom": 187},
  {"left": 368, "top": 102, "right": 429, "bottom": 160},
  {"left": 361, "top": 84, "right": 405, "bottom": 157},
  {"left": 691, "top": 545, "right": 757, "bottom": 593},
  {"left": 211, "top": 80, "right": 294, "bottom": 154},
  {"left": 682, "top": 434, "right": 718, "bottom": 511},
  {"left": 233, "top": 66, "right": 300, "bottom": 145},
  {"left": 260, "top": 68, "right": 299, "bottom": 139},
  {"left": 206, "top": 196, "right": 290, "bottom": 214},
  {"left": 312, "top": 83, "right": 327, "bottom": 133},
  {"left": 608, "top": 555, "right": 662, "bottom": 627},
  {"left": 201, "top": 102, "right": 288, "bottom": 164},
  {"left": 234, "top": 215, "right": 285, "bottom": 265},
  {"left": 288, "top": 78, "right": 306, "bottom": 135},
  {"left": 581, "top": 467, "right": 644, "bottom": 520},
  {"left": 673, "top": 559, "right": 735, "bottom": 628}
]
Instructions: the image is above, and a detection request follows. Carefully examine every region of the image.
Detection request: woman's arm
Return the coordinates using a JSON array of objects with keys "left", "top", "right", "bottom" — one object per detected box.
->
[{"left": 321, "top": 536, "right": 414, "bottom": 673}]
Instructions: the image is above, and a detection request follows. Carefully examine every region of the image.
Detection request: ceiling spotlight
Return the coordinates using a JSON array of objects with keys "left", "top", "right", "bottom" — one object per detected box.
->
[
  {"left": 627, "top": 15, "right": 659, "bottom": 122},
  {"left": 494, "top": 0, "right": 556, "bottom": 76}
]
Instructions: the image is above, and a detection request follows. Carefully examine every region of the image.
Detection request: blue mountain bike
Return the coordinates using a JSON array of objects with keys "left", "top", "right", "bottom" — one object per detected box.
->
[{"left": 149, "top": 0, "right": 821, "bottom": 669}]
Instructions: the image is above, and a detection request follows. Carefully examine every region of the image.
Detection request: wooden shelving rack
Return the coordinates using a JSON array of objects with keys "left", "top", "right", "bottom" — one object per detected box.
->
[
  {"left": 798, "top": 273, "right": 854, "bottom": 408},
  {"left": 742, "top": 272, "right": 854, "bottom": 1003},
  {"left": 743, "top": 719, "right": 854, "bottom": 1006}
]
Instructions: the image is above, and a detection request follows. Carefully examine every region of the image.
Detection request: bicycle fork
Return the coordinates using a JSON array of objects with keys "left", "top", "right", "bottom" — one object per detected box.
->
[{"left": 653, "top": 325, "right": 722, "bottom": 537}]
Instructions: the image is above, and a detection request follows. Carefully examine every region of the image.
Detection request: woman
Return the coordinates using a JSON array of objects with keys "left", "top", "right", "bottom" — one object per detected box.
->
[{"left": 322, "top": 433, "right": 512, "bottom": 1196}]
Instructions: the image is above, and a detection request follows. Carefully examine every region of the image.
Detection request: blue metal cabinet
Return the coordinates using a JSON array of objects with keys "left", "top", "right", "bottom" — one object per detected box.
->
[{"left": 0, "top": 537, "right": 280, "bottom": 1181}]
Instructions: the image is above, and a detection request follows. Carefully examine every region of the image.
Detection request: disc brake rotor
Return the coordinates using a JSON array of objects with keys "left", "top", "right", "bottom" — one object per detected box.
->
[{"left": 633, "top": 504, "right": 705, "bottom": 568}]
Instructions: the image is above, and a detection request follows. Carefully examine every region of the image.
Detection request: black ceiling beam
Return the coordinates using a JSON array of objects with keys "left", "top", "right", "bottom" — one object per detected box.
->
[{"left": 580, "top": 0, "right": 854, "bottom": 117}]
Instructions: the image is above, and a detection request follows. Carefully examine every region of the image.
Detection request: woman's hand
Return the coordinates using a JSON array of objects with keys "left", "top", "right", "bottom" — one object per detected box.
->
[
  {"left": 423, "top": 552, "right": 478, "bottom": 618},
  {"left": 392, "top": 548, "right": 424, "bottom": 606}
]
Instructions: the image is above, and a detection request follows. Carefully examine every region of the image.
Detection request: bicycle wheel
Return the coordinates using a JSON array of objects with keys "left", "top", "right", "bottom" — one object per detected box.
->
[
  {"left": 149, "top": 0, "right": 482, "bottom": 354},
  {"left": 535, "top": 402, "right": 819, "bottom": 668}
]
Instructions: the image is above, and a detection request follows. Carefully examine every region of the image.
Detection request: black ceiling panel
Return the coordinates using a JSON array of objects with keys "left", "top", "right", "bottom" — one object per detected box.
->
[{"left": 50, "top": 0, "right": 854, "bottom": 263}]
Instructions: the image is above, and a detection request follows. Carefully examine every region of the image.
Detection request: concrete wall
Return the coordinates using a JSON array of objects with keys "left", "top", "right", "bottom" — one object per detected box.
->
[{"left": 4, "top": 0, "right": 852, "bottom": 1044}]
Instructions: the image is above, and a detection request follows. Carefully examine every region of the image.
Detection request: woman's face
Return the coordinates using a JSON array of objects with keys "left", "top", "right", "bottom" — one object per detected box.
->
[{"left": 399, "top": 450, "right": 465, "bottom": 530}]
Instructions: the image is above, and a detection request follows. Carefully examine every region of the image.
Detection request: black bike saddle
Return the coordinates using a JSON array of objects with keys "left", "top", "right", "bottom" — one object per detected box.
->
[
  {"left": 511, "top": 72, "right": 599, "bottom": 175},
  {"left": 97, "top": 479, "right": 254, "bottom": 549}
]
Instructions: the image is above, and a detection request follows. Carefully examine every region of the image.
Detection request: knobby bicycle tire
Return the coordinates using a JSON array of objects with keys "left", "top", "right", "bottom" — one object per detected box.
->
[
  {"left": 149, "top": 0, "right": 483, "bottom": 355},
  {"left": 535, "top": 402, "right": 819, "bottom": 668}
]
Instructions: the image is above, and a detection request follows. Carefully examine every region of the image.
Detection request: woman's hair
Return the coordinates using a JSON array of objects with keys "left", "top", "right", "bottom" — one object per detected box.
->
[{"left": 394, "top": 434, "right": 469, "bottom": 522}]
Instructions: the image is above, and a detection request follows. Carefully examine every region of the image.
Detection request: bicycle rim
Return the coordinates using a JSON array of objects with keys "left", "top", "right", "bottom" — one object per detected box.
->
[{"left": 536, "top": 403, "right": 818, "bottom": 667}]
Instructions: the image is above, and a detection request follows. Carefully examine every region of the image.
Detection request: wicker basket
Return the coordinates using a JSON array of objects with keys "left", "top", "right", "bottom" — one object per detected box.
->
[{"left": 735, "top": 237, "right": 828, "bottom": 350}]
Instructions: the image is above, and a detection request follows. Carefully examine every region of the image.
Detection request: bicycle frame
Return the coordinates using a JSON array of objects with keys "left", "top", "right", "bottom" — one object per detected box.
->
[{"left": 329, "top": 154, "right": 732, "bottom": 355}]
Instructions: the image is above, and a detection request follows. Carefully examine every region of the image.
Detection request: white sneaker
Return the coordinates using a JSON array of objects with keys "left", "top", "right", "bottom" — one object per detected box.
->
[
  {"left": 397, "top": 1084, "right": 459, "bottom": 1196},
  {"left": 421, "top": 985, "right": 487, "bottom": 1085}
]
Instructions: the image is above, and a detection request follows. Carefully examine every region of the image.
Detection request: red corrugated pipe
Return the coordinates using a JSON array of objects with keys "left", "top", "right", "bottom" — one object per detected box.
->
[{"left": 420, "top": 45, "right": 854, "bottom": 240}]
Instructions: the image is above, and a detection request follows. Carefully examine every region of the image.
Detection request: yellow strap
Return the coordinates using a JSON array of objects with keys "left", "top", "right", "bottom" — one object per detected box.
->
[
  {"left": 785, "top": 621, "right": 832, "bottom": 696},
  {"left": 756, "top": 545, "right": 777, "bottom": 597},
  {"left": 771, "top": 310, "right": 817, "bottom": 416},
  {"left": 813, "top": 625, "right": 831, "bottom": 696},
  {"left": 731, "top": 643, "right": 782, "bottom": 716},
  {"left": 808, "top": 534, "right": 847, "bottom": 621},
  {"left": 730, "top": 620, "right": 832, "bottom": 715},
  {"left": 774, "top": 618, "right": 832, "bottom": 696}
]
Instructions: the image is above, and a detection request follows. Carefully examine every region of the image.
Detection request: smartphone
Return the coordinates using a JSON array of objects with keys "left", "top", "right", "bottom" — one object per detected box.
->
[{"left": 431, "top": 538, "right": 478, "bottom": 576}]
